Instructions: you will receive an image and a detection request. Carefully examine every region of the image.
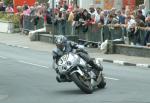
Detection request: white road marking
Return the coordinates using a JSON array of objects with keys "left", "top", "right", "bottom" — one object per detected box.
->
[
  {"left": 4, "top": 43, "right": 29, "bottom": 49},
  {"left": 104, "top": 77, "right": 119, "bottom": 81},
  {"left": 136, "top": 64, "right": 149, "bottom": 68},
  {"left": 96, "top": 58, "right": 104, "bottom": 62},
  {"left": 16, "top": 45, "right": 29, "bottom": 49},
  {"left": 18, "top": 60, "right": 49, "bottom": 69},
  {"left": 0, "top": 56, "right": 7, "bottom": 59},
  {"left": 113, "top": 60, "right": 124, "bottom": 65}
]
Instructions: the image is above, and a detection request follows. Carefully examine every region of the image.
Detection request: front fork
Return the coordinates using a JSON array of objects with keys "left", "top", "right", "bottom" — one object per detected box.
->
[
  {"left": 90, "top": 71, "right": 103, "bottom": 87},
  {"left": 70, "top": 67, "right": 84, "bottom": 76}
]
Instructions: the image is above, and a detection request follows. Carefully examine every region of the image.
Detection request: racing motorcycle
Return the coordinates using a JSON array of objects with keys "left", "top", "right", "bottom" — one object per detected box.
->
[{"left": 53, "top": 52, "right": 106, "bottom": 94}]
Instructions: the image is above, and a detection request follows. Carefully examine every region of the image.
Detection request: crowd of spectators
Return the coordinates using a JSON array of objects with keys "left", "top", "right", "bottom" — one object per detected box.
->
[
  {"left": 0, "top": 0, "right": 150, "bottom": 46},
  {"left": 0, "top": 2, "right": 14, "bottom": 13},
  {"left": 51, "top": 1, "right": 150, "bottom": 46}
]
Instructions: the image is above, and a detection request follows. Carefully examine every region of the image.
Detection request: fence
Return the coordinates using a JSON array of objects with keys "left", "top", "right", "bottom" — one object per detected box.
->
[
  {"left": 22, "top": 15, "right": 44, "bottom": 32},
  {"left": 0, "top": 12, "right": 20, "bottom": 28},
  {"left": 48, "top": 22, "right": 150, "bottom": 46},
  {"left": 21, "top": 15, "right": 150, "bottom": 46},
  {"left": 0, "top": 12, "right": 45, "bottom": 33}
]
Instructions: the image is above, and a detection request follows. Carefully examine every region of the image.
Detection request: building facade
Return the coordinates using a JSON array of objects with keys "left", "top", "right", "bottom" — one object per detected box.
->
[{"left": 76, "top": 0, "right": 147, "bottom": 10}]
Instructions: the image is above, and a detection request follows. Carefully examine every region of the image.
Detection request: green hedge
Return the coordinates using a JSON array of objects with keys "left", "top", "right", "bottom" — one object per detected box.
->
[{"left": 0, "top": 12, "right": 20, "bottom": 28}]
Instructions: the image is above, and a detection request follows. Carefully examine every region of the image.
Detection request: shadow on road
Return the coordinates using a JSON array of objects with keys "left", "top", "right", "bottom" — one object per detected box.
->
[
  {"left": 52, "top": 89, "right": 86, "bottom": 95},
  {"left": 52, "top": 87, "right": 106, "bottom": 95}
]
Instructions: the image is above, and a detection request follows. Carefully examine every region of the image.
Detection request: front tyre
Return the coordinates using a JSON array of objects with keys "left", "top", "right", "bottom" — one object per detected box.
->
[
  {"left": 97, "top": 74, "right": 106, "bottom": 88},
  {"left": 71, "top": 73, "right": 93, "bottom": 94}
]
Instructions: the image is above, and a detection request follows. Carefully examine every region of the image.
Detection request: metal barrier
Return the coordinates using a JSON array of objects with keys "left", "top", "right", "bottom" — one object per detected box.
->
[
  {"left": 139, "top": 29, "right": 150, "bottom": 46},
  {"left": 23, "top": 16, "right": 34, "bottom": 31},
  {"left": 22, "top": 15, "right": 44, "bottom": 32},
  {"left": 139, "top": 29, "right": 146, "bottom": 45},
  {"left": 76, "top": 24, "right": 124, "bottom": 46},
  {"left": 45, "top": 21, "right": 150, "bottom": 46}
]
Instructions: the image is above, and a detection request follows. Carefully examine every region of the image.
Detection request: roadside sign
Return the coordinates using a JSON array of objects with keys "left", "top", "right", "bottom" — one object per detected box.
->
[{"left": 13, "top": 0, "right": 36, "bottom": 13}]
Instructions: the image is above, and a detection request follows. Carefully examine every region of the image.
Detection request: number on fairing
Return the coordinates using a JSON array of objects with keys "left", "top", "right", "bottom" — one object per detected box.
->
[
  {"left": 61, "top": 54, "right": 68, "bottom": 62},
  {"left": 58, "top": 54, "right": 69, "bottom": 65}
]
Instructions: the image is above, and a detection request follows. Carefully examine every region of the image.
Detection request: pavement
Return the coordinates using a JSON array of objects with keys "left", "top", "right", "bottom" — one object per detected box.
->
[{"left": 0, "top": 32, "right": 150, "bottom": 68}]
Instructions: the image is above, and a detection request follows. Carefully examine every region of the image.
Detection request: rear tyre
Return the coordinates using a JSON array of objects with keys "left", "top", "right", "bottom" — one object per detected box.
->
[{"left": 71, "top": 73, "right": 93, "bottom": 94}]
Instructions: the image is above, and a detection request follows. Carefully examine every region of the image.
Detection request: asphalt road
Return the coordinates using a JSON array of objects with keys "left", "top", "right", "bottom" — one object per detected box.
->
[{"left": 0, "top": 44, "right": 150, "bottom": 103}]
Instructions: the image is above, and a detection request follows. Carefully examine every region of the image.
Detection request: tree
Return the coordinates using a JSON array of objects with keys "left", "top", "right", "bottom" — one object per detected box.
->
[
  {"left": 37, "top": 0, "right": 49, "bottom": 3},
  {"left": 4, "top": 0, "right": 13, "bottom": 6}
]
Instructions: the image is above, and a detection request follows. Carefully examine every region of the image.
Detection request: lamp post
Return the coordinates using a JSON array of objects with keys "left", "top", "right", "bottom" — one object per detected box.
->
[
  {"left": 52, "top": 0, "right": 55, "bottom": 43},
  {"left": 128, "top": 0, "right": 130, "bottom": 9},
  {"left": 114, "top": 0, "right": 122, "bottom": 10},
  {"left": 73, "top": 0, "right": 77, "bottom": 8},
  {"left": 144, "top": 0, "right": 150, "bottom": 15}
]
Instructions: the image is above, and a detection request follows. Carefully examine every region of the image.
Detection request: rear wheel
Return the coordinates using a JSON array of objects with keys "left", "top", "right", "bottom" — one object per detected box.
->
[{"left": 71, "top": 72, "right": 93, "bottom": 94}]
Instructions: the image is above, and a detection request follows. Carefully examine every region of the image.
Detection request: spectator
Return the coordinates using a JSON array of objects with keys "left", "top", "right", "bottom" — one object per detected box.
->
[
  {"left": 30, "top": 6, "right": 36, "bottom": 16},
  {"left": 116, "top": 10, "right": 125, "bottom": 24},
  {"left": 16, "top": 6, "right": 23, "bottom": 14},
  {"left": 139, "top": 4, "right": 146, "bottom": 17},
  {"left": 144, "top": 16, "right": 150, "bottom": 45},
  {"left": 41, "top": 3, "right": 47, "bottom": 13},
  {"left": 29, "top": 2, "right": 40, "bottom": 16},
  {"left": 125, "top": 9, "right": 130, "bottom": 18},
  {"left": 5, "top": 4, "right": 14, "bottom": 13},
  {"left": 102, "top": 10, "right": 109, "bottom": 25},
  {"left": 29, "top": 4, "right": 47, "bottom": 41},
  {"left": 110, "top": 8, "right": 117, "bottom": 17},
  {"left": 121, "top": 7, "right": 126, "bottom": 16},
  {"left": 127, "top": 16, "right": 136, "bottom": 28},
  {"left": 81, "top": 9, "right": 91, "bottom": 23},
  {"left": 0, "top": 2, "right": 5, "bottom": 11},
  {"left": 63, "top": 0, "right": 68, "bottom": 11},
  {"left": 23, "top": 4, "right": 31, "bottom": 16},
  {"left": 34, "top": 2, "right": 39, "bottom": 7},
  {"left": 135, "top": 15, "right": 145, "bottom": 27},
  {"left": 57, "top": 8, "right": 67, "bottom": 35},
  {"left": 16, "top": 6, "right": 23, "bottom": 31},
  {"left": 96, "top": 7, "right": 102, "bottom": 15},
  {"left": 142, "top": 4, "right": 146, "bottom": 17},
  {"left": 72, "top": 9, "right": 81, "bottom": 27},
  {"left": 127, "top": 16, "right": 141, "bottom": 45},
  {"left": 67, "top": 10, "right": 74, "bottom": 23},
  {"left": 98, "top": 11, "right": 103, "bottom": 24},
  {"left": 146, "top": 10, "right": 150, "bottom": 17},
  {"left": 45, "top": 5, "right": 53, "bottom": 25},
  {"left": 137, "top": 9, "right": 145, "bottom": 23},
  {"left": 33, "top": 6, "right": 44, "bottom": 30},
  {"left": 89, "top": 7, "right": 100, "bottom": 24},
  {"left": 125, "top": 15, "right": 131, "bottom": 24},
  {"left": 67, "top": 1, "right": 73, "bottom": 12},
  {"left": 70, "top": 9, "right": 80, "bottom": 35},
  {"left": 107, "top": 14, "right": 118, "bottom": 24}
]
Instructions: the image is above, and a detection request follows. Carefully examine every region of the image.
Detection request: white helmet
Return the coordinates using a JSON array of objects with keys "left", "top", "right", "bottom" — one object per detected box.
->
[{"left": 55, "top": 35, "right": 67, "bottom": 45}]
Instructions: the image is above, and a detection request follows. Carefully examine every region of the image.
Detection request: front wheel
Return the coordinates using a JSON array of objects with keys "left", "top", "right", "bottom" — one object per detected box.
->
[
  {"left": 97, "top": 74, "right": 106, "bottom": 88},
  {"left": 71, "top": 72, "right": 93, "bottom": 94}
]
